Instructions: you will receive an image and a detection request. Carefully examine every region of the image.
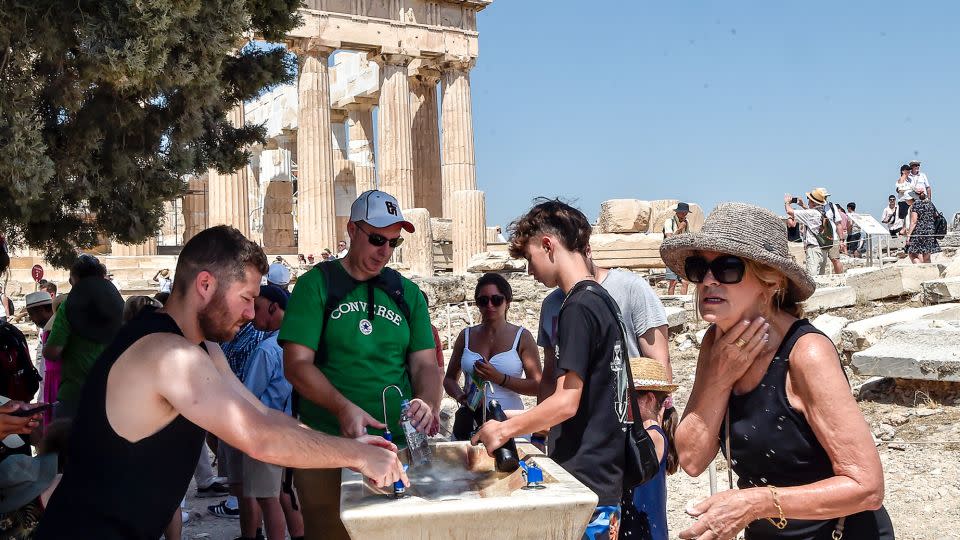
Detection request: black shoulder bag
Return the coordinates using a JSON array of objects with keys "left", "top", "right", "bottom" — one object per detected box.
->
[{"left": 580, "top": 284, "right": 660, "bottom": 489}]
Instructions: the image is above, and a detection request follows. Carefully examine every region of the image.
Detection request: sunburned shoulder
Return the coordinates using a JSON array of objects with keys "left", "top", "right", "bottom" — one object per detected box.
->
[
  {"left": 788, "top": 331, "right": 841, "bottom": 370},
  {"left": 128, "top": 333, "right": 212, "bottom": 365}
]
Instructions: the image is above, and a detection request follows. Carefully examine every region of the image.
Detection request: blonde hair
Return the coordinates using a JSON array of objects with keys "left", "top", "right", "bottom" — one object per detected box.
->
[{"left": 744, "top": 259, "right": 804, "bottom": 318}]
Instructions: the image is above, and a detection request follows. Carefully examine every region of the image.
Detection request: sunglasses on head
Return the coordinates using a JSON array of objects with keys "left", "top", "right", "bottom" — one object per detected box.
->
[
  {"left": 684, "top": 255, "right": 746, "bottom": 284},
  {"left": 475, "top": 295, "right": 506, "bottom": 308},
  {"left": 357, "top": 223, "right": 404, "bottom": 248}
]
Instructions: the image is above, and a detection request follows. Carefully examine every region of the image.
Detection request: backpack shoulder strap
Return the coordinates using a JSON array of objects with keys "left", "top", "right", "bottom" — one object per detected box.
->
[
  {"left": 374, "top": 267, "right": 412, "bottom": 322},
  {"left": 317, "top": 261, "right": 359, "bottom": 338}
]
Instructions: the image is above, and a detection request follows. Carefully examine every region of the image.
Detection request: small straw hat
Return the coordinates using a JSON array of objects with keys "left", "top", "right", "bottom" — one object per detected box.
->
[
  {"left": 629, "top": 357, "right": 678, "bottom": 392},
  {"left": 659, "top": 202, "right": 816, "bottom": 303}
]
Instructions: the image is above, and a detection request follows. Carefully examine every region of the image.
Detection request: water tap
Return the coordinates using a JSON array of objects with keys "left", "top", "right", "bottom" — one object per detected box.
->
[
  {"left": 381, "top": 385, "right": 403, "bottom": 442},
  {"left": 519, "top": 460, "right": 546, "bottom": 490},
  {"left": 481, "top": 381, "right": 495, "bottom": 424}
]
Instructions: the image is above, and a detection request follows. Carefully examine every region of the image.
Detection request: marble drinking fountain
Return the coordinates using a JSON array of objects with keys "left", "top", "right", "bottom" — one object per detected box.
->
[{"left": 339, "top": 441, "right": 598, "bottom": 539}]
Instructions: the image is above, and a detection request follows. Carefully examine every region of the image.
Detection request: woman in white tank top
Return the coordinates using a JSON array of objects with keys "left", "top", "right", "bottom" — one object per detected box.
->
[{"left": 443, "top": 274, "right": 542, "bottom": 428}]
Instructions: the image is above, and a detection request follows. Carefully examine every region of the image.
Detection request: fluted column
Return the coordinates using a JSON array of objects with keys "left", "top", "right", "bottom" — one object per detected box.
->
[
  {"left": 207, "top": 104, "right": 251, "bottom": 236},
  {"left": 404, "top": 208, "right": 434, "bottom": 277},
  {"left": 296, "top": 46, "right": 338, "bottom": 255},
  {"left": 111, "top": 236, "right": 158, "bottom": 256},
  {"left": 331, "top": 116, "right": 356, "bottom": 242},
  {"left": 183, "top": 175, "right": 208, "bottom": 244},
  {"left": 452, "top": 190, "right": 485, "bottom": 273},
  {"left": 411, "top": 70, "right": 443, "bottom": 217},
  {"left": 376, "top": 54, "right": 415, "bottom": 210},
  {"left": 441, "top": 60, "right": 477, "bottom": 218},
  {"left": 347, "top": 105, "right": 377, "bottom": 193}
]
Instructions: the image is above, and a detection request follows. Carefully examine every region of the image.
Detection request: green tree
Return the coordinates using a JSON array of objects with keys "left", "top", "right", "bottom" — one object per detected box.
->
[{"left": 0, "top": 0, "right": 301, "bottom": 268}]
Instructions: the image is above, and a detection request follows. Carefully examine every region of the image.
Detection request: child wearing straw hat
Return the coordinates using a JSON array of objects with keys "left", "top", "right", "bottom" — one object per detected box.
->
[{"left": 618, "top": 357, "right": 678, "bottom": 540}]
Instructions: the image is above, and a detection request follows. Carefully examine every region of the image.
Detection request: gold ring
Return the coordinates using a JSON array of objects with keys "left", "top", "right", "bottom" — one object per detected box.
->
[{"left": 735, "top": 338, "right": 747, "bottom": 348}]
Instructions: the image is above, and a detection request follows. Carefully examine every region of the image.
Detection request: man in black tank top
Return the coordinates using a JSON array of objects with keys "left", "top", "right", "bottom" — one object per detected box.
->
[{"left": 37, "top": 226, "right": 408, "bottom": 539}]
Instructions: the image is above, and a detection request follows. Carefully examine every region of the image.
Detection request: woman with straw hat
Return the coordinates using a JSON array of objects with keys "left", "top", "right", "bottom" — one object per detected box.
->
[
  {"left": 661, "top": 203, "right": 893, "bottom": 540},
  {"left": 618, "top": 357, "right": 678, "bottom": 540}
]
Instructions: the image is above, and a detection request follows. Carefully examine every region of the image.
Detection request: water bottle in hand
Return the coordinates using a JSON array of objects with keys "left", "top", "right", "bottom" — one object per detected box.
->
[{"left": 400, "top": 399, "right": 431, "bottom": 466}]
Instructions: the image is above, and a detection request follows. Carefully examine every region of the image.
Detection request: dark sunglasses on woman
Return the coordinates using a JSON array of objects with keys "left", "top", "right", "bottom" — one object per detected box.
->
[
  {"left": 684, "top": 255, "right": 746, "bottom": 284},
  {"left": 475, "top": 294, "right": 505, "bottom": 308},
  {"left": 357, "top": 223, "right": 404, "bottom": 248}
]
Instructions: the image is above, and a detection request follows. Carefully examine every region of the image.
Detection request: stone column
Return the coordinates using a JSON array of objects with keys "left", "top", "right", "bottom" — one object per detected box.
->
[
  {"left": 111, "top": 236, "right": 158, "bottom": 256},
  {"left": 376, "top": 54, "right": 415, "bottom": 210},
  {"left": 331, "top": 114, "right": 356, "bottom": 242},
  {"left": 297, "top": 46, "right": 338, "bottom": 256},
  {"left": 347, "top": 105, "right": 377, "bottom": 193},
  {"left": 441, "top": 60, "right": 478, "bottom": 218},
  {"left": 207, "top": 104, "right": 250, "bottom": 236},
  {"left": 452, "top": 190, "right": 485, "bottom": 273},
  {"left": 262, "top": 180, "right": 295, "bottom": 250},
  {"left": 411, "top": 70, "right": 443, "bottom": 217},
  {"left": 183, "top": 175, "right": 208, "bottom": 244},
  {"left": 404, "top": 208, "right": 434, "bottom": 277}
]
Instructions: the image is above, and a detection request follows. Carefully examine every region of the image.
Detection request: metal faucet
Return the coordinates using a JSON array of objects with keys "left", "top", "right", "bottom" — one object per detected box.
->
[
  {"left": 381, "top": 385, "right": 403, "bottom": 440},
  {"left": 481, "top": 381, "right": 495, "bottom": 425}
]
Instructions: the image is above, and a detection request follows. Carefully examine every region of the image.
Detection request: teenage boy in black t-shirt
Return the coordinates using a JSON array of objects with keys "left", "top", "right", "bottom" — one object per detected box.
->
[{"left": 471, "top": 199, "right": 628, "bottom": 538}]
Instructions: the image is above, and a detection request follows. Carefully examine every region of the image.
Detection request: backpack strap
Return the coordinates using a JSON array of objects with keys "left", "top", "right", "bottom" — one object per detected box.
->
[
  {"left": 372, "top": 267, "right": 412, "bottom": 322},
  {"left": 317, "top": 260, "right": 359, "bottom": 342}
]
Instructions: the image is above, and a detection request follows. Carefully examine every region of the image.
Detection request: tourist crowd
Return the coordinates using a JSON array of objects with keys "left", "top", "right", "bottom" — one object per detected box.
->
[
  {"left": 0, "top": 188, "right": 897, "bottom": 540},
  {"left": 782, "top": 159, "right": 943, "bottom": 276}
]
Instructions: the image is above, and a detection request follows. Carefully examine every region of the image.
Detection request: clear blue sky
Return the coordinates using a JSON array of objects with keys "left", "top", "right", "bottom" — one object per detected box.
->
[{"left": 471, "top": 1, "right": 959, "bottom": 230}]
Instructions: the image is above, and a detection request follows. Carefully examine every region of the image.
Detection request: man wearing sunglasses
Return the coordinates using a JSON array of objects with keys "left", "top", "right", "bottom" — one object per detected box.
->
[{"left": 280, "top": 190, "right": 441, "bottom": 540}]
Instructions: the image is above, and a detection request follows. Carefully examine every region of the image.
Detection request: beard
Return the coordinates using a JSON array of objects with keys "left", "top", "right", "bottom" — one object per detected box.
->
[{"left": 198, "top": 289, "right": 247, "bottom": 342}]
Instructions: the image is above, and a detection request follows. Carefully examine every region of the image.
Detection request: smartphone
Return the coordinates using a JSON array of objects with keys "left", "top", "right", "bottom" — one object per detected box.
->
[
  {"left": 791, "top": 197, "right": 800, "bottom": 204},
  {"left": 9, "top": 402, "right": 56, "bottom": 417}
]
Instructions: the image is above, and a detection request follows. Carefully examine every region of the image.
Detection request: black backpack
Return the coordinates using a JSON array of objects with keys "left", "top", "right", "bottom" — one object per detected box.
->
[
  {"left": 290, "top": 261, "right": 413, "bottom": 418},
  {"left": 933, "top": 204, "right": 948, "bottom": 240},
  {"left": 0, "top": 322, "right": 41, "bottom": 402},
  {"left": 315, "top": 260, "right": 412, "bottom": 344}
]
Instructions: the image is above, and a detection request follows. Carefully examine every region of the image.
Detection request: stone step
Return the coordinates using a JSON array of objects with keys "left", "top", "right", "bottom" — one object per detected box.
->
[
  {"left": 800, "top": 286, "right": 856, "bottom": 313},
  {"left": 850, "top": 320, "right": 960, "bottom": 381},
  {"left": 846, "top": 264, "right": 943, "bottom": 302},
  {"left": 840, "top": 303, "right": 960, "bottom": 353}
]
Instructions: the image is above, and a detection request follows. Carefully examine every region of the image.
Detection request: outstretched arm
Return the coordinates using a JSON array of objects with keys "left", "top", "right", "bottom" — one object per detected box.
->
[{"left": 151, "top": 336, "right": 404, "bottom": 487}]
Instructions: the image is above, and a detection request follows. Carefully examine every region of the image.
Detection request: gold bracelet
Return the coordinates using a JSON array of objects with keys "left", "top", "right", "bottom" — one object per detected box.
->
[{"left": 766, "top": 485, "right": 788, "bottom": 529}]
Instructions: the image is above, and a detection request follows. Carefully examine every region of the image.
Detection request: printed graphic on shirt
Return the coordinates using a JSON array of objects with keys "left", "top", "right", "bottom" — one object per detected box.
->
[{"left": 612, "top": 340, "right": 628, "bottom": 426}]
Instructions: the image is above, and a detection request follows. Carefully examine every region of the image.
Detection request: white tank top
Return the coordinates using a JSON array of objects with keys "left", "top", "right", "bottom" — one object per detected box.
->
[{"left": 460, "top": 326, "right": 525, "bottom": 413}]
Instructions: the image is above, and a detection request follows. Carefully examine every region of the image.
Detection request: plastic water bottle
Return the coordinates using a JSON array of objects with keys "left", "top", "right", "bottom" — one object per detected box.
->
[
  {"left": 400, "top": 399, "right": 431, "bottom": 466},
  {"left": 464, "top": 368, "right": 485, "bottom": 411}
]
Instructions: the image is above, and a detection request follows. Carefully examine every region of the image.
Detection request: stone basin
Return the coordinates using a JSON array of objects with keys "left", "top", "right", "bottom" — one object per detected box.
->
[{"left": 340, "top": 441, "right": 598, "bottom": 539}]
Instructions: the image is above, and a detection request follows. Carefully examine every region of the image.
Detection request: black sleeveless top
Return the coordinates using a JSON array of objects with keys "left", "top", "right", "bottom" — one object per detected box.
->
[
  {"left": 720, "top": 319, "right": 894, "bottom": 540},
  {"left": 37, "top": 311, "right": 207, "bottom": 539}
]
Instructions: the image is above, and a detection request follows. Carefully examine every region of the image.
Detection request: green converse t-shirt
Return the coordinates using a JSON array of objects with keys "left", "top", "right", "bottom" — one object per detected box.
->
[{"left": 278, "top": 262, "right": 435, "bottom": 445}]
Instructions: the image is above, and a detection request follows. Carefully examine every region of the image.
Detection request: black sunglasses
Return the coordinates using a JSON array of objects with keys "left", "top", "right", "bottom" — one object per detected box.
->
[
  {"left": 357, "top": 223, "right": 404, "bottom": 248},
  {"left": 684, "top": 255, "right": 746, "bottom": 284},
  {"left": 475, "top": 295, "right": 506, "bottom": 308}
]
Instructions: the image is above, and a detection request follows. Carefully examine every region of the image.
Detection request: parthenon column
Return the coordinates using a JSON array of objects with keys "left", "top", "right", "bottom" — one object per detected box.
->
[
  {"left": 441, "top": 59, "right": 478, "bottom": 218},
  {"left": 411, "top": 69, "right": 443, "bottom": 217},
  {"left": 331, "top": 114, "right": 356, "bottom": 242},
  {"left": 376, "top": 54, "right": 415, "bottom": 210},
  {"left": 452, "top": 190, "right": 486, "bottom": 273},
  {"left": 347, "top": 105, "right": 377, "bottom": 194},
  {"left": 207, "top": 104, "right": 251, "bottom": 237},
  {"left": 296, "top": 45, "right": 338, "bottom": 255}
]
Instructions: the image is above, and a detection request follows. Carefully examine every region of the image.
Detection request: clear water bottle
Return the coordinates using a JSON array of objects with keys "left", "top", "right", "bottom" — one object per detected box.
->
[{"left": 400, "top": 399, "right": 431, "bottom": 466}]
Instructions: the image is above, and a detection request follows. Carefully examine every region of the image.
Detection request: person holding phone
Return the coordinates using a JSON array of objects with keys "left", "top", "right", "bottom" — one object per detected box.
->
[{"left": 443, "top": 273, "right": 542, "bottom": 439}]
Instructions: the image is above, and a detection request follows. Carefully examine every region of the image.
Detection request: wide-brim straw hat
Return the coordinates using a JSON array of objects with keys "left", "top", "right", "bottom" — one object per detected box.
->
[
  {"left": 659, "top": 202, "right": 816, "bottom": 303},
  {"left": 629, "top": 357, "right": 679, "bottom": 392}
]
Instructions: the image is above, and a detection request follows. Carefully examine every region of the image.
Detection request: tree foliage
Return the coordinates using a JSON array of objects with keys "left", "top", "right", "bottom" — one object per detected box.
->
[{"left": 0, "top": 0, "right": 301, "bottom": 268}]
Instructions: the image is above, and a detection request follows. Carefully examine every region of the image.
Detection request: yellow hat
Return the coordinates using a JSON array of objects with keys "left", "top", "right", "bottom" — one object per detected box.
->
[
  {"left": 805, "top": 187, "right": 830, "bottom": 205},
  {"left": 628, "top": 357, "right": 679, "bottom": 392}
]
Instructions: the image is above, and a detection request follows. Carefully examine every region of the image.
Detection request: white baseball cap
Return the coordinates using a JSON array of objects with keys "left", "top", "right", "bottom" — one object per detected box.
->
[
  {"left": 266, "top": 263, "right": 291, "bottom": 286},
  {"left": 349, "top": 190, "right": 415, "bottom": 233}
]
